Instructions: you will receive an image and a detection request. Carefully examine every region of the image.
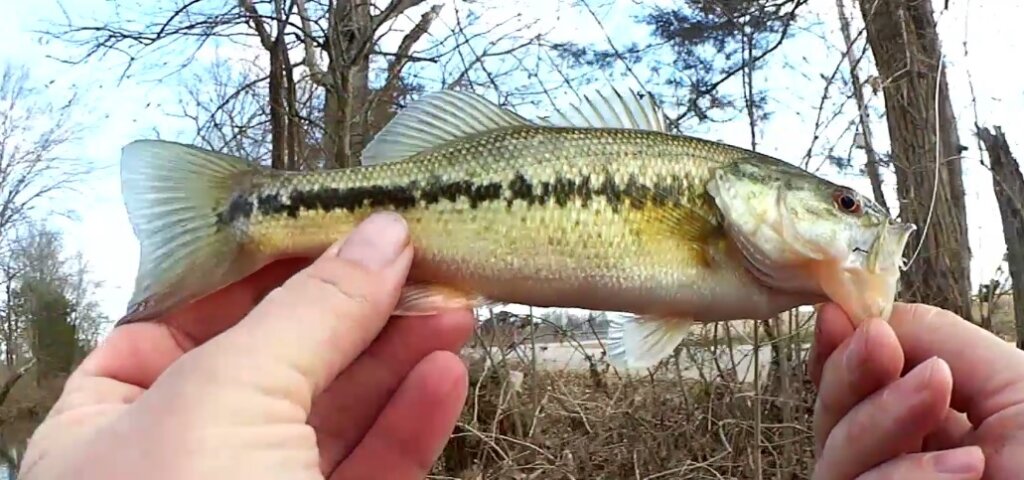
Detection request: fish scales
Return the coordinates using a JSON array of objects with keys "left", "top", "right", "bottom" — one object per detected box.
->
[
  {"left": 232, "top": 126, "right": 775, "bottom": 319},
  {"left": 117, "top": 87, "right": 915, "bottom": 368}
]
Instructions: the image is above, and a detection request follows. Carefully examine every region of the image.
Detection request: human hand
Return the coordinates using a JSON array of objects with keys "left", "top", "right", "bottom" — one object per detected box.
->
[
  {"left": 18, "top": 212, "right": 477, "bottom": 480},
  {"left": 809, "top": 301, "right": 1024, "bottom": 479}
]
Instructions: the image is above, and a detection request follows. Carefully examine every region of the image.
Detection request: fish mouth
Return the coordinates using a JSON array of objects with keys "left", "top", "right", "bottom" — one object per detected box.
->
[{"left": 817, "top": 221, "right": 916, "bottom": 324}]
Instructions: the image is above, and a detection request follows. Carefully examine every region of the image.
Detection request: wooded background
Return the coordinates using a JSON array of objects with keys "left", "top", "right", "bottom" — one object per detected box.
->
[{"left": 1, "top": 0, "right": 1021, "bottom": 478}]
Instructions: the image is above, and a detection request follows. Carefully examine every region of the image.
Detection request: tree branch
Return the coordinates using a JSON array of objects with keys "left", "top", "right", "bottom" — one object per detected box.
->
[
  {"left": 372, "top": 0, "right": 424, "bottom": 32},
  {"left": 0, "top": 358, "right": 35, "bottom": 407},
  {"left": 238, "top": 0, "right": 274, "bottom": 50},
  {"left": 294, "top": 0, "right": 329, "bottom": 87}
]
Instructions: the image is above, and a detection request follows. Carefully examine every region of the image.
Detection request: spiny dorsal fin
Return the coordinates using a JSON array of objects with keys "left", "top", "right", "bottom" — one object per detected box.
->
[
  {"left": 360, "top": 90, "right": 535, "bottom": 166},
  {"left": 540, "top": 86, "right": 668, "bottom": 132}
]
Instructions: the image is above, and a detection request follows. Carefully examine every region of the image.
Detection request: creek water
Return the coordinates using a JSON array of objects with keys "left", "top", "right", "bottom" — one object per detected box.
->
[{"left": 0, "top": 442, "right": 24, "bottom": 480}]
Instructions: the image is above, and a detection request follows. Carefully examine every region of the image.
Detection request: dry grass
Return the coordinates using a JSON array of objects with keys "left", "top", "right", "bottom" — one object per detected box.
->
[
  {"left": 432, "top": 312, "right": 820, "bottom": 480},
  {"left": 0, "top": 299, "right": 1018, "bottom": 479},
  {"left": 430, "top": 299, "right": 1018, "bottom": 479},
  {"left": 975, "top": 294, "right": 1017, "bottom": 341},
  {"left": 433, "top": 369, "right": 818, "bottom": 479}
]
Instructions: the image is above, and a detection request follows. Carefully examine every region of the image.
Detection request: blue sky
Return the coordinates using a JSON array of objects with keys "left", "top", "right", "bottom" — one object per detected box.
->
[{"left": 2, "top": 0, "right": 1020, "bottom": 328}]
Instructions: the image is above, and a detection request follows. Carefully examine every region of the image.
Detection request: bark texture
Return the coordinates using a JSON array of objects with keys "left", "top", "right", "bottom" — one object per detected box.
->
[
  {"left": 977, "top": 126, "right": 1024, "bottom": 348},
  {"left": 310, "top": 0, "right": 439, "bottom": 168},
  {"left": 857, "top": 0, "right": 973, "bottom": 320}
]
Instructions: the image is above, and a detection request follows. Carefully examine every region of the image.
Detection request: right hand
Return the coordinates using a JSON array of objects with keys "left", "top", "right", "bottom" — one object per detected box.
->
[{"left": 810, "top": 301, "right": 1024, "bottom": 479}]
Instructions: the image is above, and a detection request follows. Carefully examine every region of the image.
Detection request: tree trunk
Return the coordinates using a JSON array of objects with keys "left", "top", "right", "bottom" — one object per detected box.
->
[
  {"left": 976, "top": 126, "right": 1024, "bottom": 348},
  {"left": 284, "top": 53, "right": 301, "bottom": 171},
  {"left": 857, "top": 0, "right": 973, "bottom": 321},
  {"left": 267, "top": 42, "right": 288, "bottom": 170},
  {"left": 321, "top": 0, "right": 373, "bottom": 169},
  {"left": 318, "top": 0, "right": 433, "bottom": 169},
  {"left": 239, "top": 0, "right": 296, "bottom": 170}
]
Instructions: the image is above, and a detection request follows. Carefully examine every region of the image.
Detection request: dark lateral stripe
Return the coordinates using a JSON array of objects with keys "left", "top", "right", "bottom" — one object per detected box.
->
[{"left": 217, "top": 172, "right": 692, "bottom": 224}]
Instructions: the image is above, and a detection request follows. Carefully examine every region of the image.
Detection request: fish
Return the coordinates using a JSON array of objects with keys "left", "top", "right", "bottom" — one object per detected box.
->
[{"left": 117, "top": 86, "right": 916, "bottom": 368}]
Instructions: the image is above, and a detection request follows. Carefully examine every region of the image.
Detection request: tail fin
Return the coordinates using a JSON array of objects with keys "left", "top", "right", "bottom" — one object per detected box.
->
[{"left": 118, "top": 140, "right": 259, "bottom": 324}]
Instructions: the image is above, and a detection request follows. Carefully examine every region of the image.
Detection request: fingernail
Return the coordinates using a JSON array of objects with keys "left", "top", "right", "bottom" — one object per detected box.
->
[
  {"left": 336, "top": 212, "right": 409, "bottom": 270},
  {"left": 929, "top": 446, "right": 984, "bottom": 475}
]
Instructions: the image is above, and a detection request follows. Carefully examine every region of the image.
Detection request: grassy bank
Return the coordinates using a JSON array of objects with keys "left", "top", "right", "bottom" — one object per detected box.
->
[
  {"left": 432, "top": 313, "right": 819, "bottom": 479},
  {"left": 432, "top": 360, "right": 821, "bottom": 478},
  {"left": 1, "top": 297, "right": 1018, "bottom": 478}
]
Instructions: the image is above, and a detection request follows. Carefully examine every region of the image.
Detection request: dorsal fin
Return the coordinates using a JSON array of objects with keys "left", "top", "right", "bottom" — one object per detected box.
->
[
  {"left": 539, "top": 86, "right": 668, "bottom": 132},
  {"left": 360, "top": 90, "right": 534, "bottom": 166}
]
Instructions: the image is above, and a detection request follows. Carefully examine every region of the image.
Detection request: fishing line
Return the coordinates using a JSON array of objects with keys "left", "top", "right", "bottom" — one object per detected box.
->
[{"left": 903, "top": 14, "right": 948, "bottom": 271}]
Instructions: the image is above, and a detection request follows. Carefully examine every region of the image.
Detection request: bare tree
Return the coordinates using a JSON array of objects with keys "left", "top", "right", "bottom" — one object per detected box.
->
[
  {"left": 0, "top": 64, "right": 86, "bottom": 246},
  {"left": 295, "top": 0, "right": 444, "bottom": 167},
  {"left": 856, "top": 0, "right": 974, "bottom": 320},
  {"left": 176, "top": 1, "right": 551, "bottom": 171},
  {"left": 177, "top": 55, "right": 317, "bottom": 166},
  {"left": 45, "top": 0, "right": 451, "bottom": 170},
  {"left": 976, "top": 126, "right": 1024, "bottom": 347},
  {"left": 544, "top": 0, "right": 809, "bottom": 131},
  {"left": 0, "top": 62, "right": 89, "bottom": 370}
]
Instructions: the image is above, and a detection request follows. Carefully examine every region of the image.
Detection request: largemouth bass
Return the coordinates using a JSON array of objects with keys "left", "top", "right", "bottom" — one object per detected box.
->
[{"left": 117, "top": 87, "right": 915, "bottom": 368}]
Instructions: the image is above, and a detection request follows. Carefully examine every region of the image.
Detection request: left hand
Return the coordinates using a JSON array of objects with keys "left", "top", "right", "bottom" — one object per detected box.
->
[{"left": 17, "top": 212, "right": 477, "bottom": 480}]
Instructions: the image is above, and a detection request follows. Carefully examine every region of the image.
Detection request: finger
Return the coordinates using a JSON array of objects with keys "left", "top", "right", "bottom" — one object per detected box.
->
[
  {"left": 311, "top": 309, "right": 476, "bottom": 475},
  {"left": 809, "top": 302, "right": 857, "bottom": 387},
  {"left": 329, "top": 351, "right": 468, "bottom": 480},
  {"left": 160, "top": 256, "right": 315, "bottom": 346},
  {"left": 853, "top": 446, "right": 985, "bottom": 480},
  {"left": 815, "top": 356, "right": 954, "bottom": 480},
  {"left": 68, "top": 257, "right": 316, "bottom": 397},
  {"left": 922, "top": 409, "right": 974, "bottom": 452},
  {"left": 156, "top": 212, "right": 413, "bottom": 409},
  {"left": 813, "top": 317, "right": 904, "bottom": 457},
  {"left": 888, "top": 303, "right": 1024, "bottom": 426}
]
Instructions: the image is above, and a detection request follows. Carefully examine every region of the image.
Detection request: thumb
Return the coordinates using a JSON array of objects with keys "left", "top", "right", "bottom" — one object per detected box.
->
[
  {"left": 888, "top": 303, "right": 1024, "bottom": 425},
  {"left": 163, "top": 211, "right": 413, "bottom": 408}
]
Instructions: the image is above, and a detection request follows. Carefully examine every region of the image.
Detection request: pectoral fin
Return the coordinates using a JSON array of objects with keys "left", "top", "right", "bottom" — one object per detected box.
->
[
  {"left": 606, "top": 315, "right": 693, "bottom": 369},
  {"left": 623, "top": 184, "right": 725, "bottom": 268},
  {"left": 394, "top": 283, "right": 489, "bottom": 316}
]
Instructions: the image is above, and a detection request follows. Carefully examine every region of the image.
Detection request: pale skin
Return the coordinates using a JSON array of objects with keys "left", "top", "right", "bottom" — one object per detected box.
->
[
  {"left": 14, "top": 212, "right": 1024, "bottom": 479},
  {"left": 17, "top": 212, "right": 478, "bottom": 480},
  {"left": 810, "top": 302, "right": 1024, "bottom": 479}
]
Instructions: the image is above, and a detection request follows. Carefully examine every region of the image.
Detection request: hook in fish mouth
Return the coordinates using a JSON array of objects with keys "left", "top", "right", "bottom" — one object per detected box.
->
[
  {"left": 866, "top": 220, "right": 917, "bottom": 274},
  {"left": 821, "top": 219, "right": 917, "bottom": 324}
]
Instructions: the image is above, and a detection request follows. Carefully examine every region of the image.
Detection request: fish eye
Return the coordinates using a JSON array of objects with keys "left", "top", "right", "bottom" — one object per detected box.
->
[{"left": 833, "top": 190, "right": 862, "bottom": 214}]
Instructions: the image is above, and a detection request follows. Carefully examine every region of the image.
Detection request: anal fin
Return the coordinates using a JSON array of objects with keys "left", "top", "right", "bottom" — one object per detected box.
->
[
  {"left": 606, "top": 315, "right": 693, "bottom": 369},
  {"left": 394, "top": 282, "right": 488, "bottom": 316}
]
